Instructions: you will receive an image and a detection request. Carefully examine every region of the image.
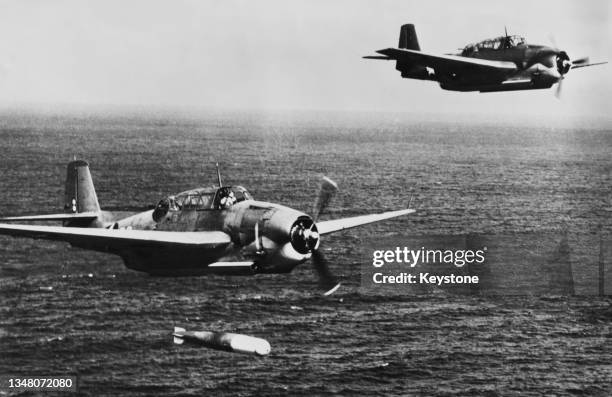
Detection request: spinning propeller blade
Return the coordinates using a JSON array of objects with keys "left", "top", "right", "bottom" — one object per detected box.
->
[
  {"left": 312, "top": 250, "right": 341, "bottom": 296},
  {"left": 572, "top": 56, "right": 590, "bottom": 66},
  {"left": 312, "top": 176, "right": 338, "bottom": 222},
  {"left": 555, "top": 77, "right": 564, "bottom": 99},
  {"left": 547, "top": 34, "right": 606, "bottom": 97},
  {"left": 547, "top": 33, "right": 558, "bottom": 51},
  {"left": 310, "top": 177, "right": 340, "bottom": 295}
]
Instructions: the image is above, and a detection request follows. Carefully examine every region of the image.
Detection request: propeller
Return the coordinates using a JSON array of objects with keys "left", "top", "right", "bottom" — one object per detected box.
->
[
  {"left": 310, "top": 176, "right": 340, "bottom": 295},
  {"left": 547, "top": 33, "right": 607, "bottom": 97},
  {"left": 547, "top": 33, "right": 558, "bottom": 50},
  {"left": 555, "top": 76, "right": 564, "bottom": 99},
  {"left": 554, "top": 52, "right": 590, "bottom": 98},
  {"left": 312, "top": 249, "right": 341, "bottom": 296},
  {"left": 571, "top": 57, "right": 590, "bottom": 67},
  {"left": 547, "top": 34, "right": 591, "bottom": 70},
  {"left": 312, "top": 176, "right": 338, "bottom": 222}
]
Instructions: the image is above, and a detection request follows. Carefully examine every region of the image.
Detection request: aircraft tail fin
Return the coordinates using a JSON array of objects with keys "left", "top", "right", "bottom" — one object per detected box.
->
[
  {"left": 395, "top": 24, "right": 430, "bottom": 79},
  {"left": 398, "top": 24, "right": 420, "bottom": 51},
  {"left": 64, "top": 160, "right": 101, "bottom": 214}
]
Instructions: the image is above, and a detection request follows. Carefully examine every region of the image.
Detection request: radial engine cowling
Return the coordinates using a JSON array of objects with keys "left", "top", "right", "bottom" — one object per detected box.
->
[
  {"left": 556, "top": 51, "right": 571, "bottom": 75},
  {"left": 255, "top": 207, "right": 320, "bottom": 267},
  {"left": 289, "top": 217, "right": 320, "bottom": 254}
]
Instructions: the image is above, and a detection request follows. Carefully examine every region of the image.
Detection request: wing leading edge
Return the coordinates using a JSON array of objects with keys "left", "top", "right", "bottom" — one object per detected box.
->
[
  {"left": 317, "top": 209, "right": 415, "bottom": 235},
  {"left": 0, "top": 223, "right": 232, "bottom": 250},
  {"left": 371, "top": 48, "right": 517, "bottom": 73},
  {"left": 0, "top": 212, "right": 99, "bottom": 222}
]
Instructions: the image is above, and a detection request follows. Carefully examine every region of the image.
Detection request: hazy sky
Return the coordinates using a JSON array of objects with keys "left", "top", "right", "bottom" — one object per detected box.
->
[{"left": 0, "top": 0, "right": 610, "bottom": 117}]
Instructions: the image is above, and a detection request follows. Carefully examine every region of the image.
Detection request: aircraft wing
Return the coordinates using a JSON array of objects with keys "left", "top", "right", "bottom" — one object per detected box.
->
[
  {"left": 373, "top": 48, "right": 517, "bottom": 73},
  {"left": 571, "top": 61, "right": 608, "bottom": 69},
  {"left": 317, "top": 209, "right": 415, "bottom": 235},
  {"left": 0, "top": 223, "right": 232, "bottom": 250}
]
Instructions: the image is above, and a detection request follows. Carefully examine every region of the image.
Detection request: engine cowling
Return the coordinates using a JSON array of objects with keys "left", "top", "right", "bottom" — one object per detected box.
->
[
  {"left": 241, "top": 206, "right": 320, "bottom": 270},
  {"left": 289, "top": 216, "right": 320, "bottom": 254},
  {"left": 556, "top": 51, "right": 571, "bottom": 75}
]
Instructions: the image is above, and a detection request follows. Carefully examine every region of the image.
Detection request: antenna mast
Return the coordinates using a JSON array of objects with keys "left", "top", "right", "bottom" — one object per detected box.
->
[{"left": 216, "top": 162, "right": 222, "bottom": 187}]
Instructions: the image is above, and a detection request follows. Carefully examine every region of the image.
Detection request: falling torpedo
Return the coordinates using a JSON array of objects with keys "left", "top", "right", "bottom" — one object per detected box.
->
[{"left": 172, "top": 327, "right": 271, "bottom": 356}]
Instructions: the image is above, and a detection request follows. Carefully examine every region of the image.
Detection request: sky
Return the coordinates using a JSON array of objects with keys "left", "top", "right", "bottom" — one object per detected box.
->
[{"left": 0, "top": 0, "right": 610, "bottom": 118}]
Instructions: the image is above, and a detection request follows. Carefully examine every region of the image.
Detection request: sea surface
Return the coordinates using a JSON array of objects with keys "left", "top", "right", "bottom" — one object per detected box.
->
[{"left": 0, "top": 109, "right": 611, "bottom": 396}]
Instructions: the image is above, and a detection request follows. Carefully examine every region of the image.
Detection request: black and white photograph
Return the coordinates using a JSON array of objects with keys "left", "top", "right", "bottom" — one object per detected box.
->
[{"left": 0, "top": 0, "right": 610, "bottom": 395}]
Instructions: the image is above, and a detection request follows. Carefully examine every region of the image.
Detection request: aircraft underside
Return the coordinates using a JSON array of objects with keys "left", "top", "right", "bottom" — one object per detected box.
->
[
  {"left": 420, "top": 69, "right": 554, "bottom": 92},
  {"left": 69, "top": 242, "right": 303, "bottom": 276},
  {"left": 439, "top": 81, "right": 553, "bottom": 92}
]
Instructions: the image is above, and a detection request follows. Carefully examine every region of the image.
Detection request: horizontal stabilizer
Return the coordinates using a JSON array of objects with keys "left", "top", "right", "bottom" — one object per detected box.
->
[
  {"left": 0, "top": 212, "right": 99, "bottom": 222},
  {"left": 173, "top": 336, "right": 184, "bottom": 345},
  {"left": 317, "top": 208, "right": 415, "bottom": 235}
]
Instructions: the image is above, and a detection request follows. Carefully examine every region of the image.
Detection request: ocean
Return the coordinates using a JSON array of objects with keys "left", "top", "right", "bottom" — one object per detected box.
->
[{"left": 0, "top": 109, "right": 610, "bottom": 396}]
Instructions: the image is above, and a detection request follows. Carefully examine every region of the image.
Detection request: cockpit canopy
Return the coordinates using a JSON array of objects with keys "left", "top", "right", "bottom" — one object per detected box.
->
[
  {"left": 462, "top": 35, "right": 526, "bottom": 55},
  {"left": 154, "top": 186, "right": 253, "bottom": 218}
]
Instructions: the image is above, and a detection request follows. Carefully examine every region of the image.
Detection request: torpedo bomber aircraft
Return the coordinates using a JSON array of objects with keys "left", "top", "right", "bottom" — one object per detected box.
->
[
  {"left": 364, "top": 24, "right": 607, "bottom": 95},
  {"left": 0, "top": 160, "right": 414, "bottom": 295}
]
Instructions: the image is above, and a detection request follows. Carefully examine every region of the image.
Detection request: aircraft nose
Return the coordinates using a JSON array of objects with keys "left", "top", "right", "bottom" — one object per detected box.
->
[
  {"left": 289, "top": 217, "right": 320, "bottom": 254},
  {"left": 556, "top": 51, "right": 571, "bottom": 75},
  {"left": 255, "top": 208, "right": 316, "bottom": 266},
  {"left": 253, "top": 212, "right": 316, "bottom": 272}
]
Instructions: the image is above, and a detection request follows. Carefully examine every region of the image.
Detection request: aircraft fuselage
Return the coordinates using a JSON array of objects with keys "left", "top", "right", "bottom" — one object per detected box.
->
[
  {"left": 437, "top": 44, "right": 560, "bottom": 92},
  {"left": 70, "top": 195, "right": 315, "bottom": 276}
]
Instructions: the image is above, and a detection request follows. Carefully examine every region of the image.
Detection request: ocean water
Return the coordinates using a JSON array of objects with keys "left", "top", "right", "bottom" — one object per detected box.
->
[{"left": 0, "top": 109, "right": 610, "bottom": 396}]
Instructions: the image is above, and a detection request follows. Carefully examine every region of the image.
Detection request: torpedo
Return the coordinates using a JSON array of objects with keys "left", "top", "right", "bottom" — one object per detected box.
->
[{"left": 172, "top": 327, "right": 271, "bottom": 356}]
